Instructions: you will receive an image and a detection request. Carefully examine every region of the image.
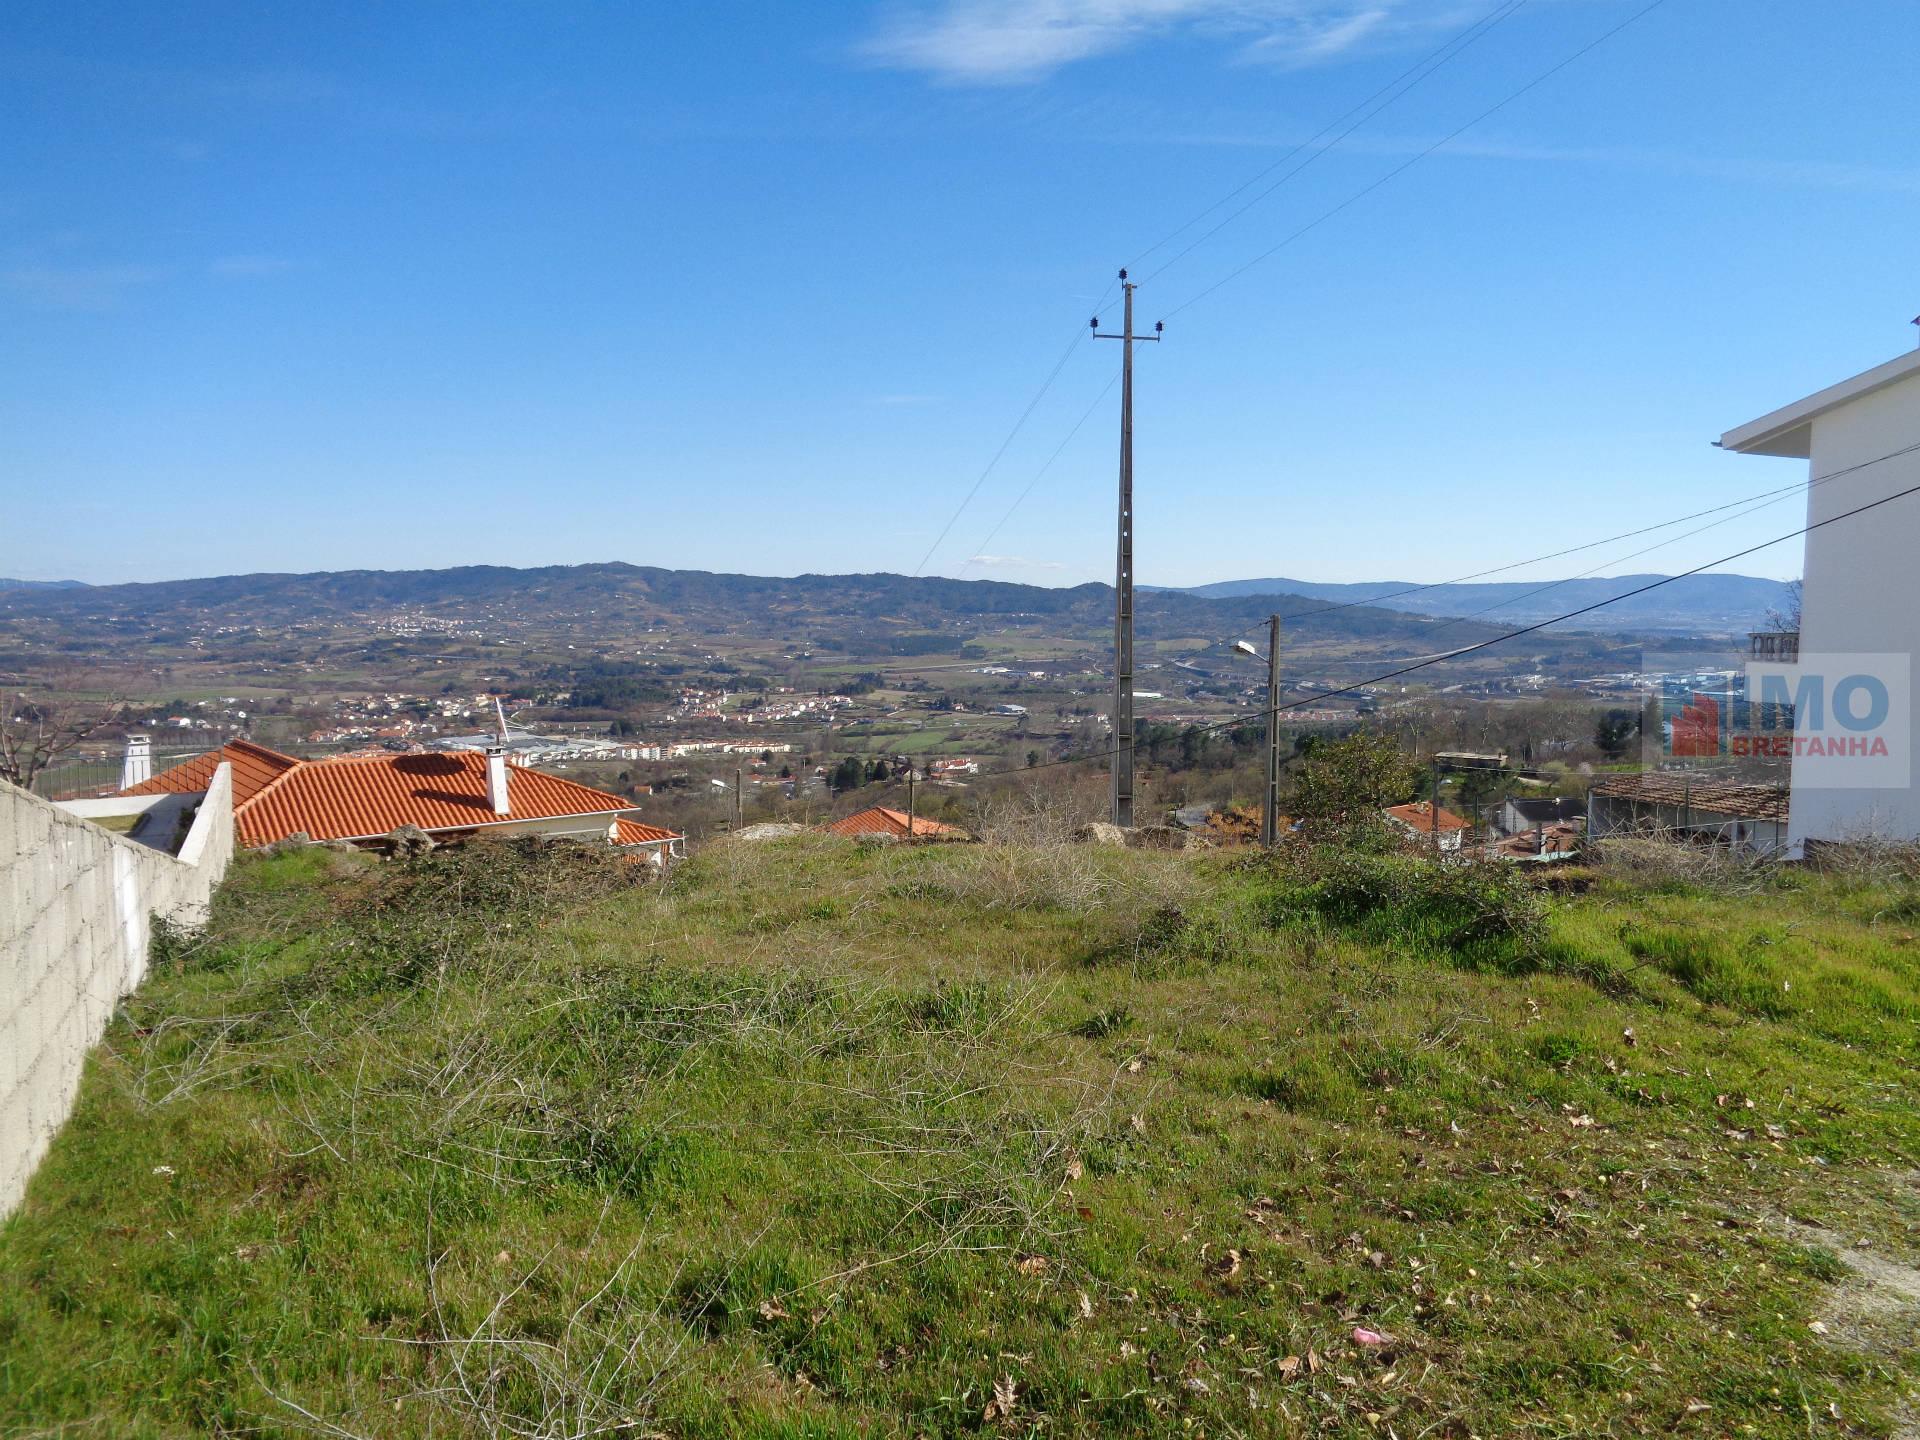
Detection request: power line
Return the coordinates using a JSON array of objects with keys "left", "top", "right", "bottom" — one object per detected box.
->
[
  {"left": 939, "top": 5, "right": 1530, "bottom": 583},
  {"left": 1371, "top": 486, "right": 1806, "bottom": 642},
  {"left": 1130, "top": 0, "right": 1530, "bottom": 282},
  {"left": 1009, "top": 439, "right": 1920, "bottom": 779},
  {"left": 958, "top": 362, "right": 1122, "bottom": 575},
  {"left": 1159, "top": 0, "right": 1669, "bottom": 322},
  {"left": 1259, "top": 438, "right": 1920, "bottom": 631},
  {"left": 912, "top": 325, "right": 1085, "bottom": 577}
]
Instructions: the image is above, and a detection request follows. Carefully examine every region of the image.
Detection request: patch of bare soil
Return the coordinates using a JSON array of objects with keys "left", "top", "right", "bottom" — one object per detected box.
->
[{"left": 1771, "top": 1169, "right": 1920, "bottom": 1438}]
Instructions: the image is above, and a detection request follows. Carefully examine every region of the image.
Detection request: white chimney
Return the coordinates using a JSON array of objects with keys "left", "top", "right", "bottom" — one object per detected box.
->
[
  {"left": 121, "top": 735, "right": 152, "bottom": 790},
  {"left": 485, "top": 745, "right": 511, "bottom": 815}
]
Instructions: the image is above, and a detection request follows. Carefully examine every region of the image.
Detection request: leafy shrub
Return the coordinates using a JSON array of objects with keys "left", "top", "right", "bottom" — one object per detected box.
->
[
  {"left": 1085, "top": 901, "right": 1247, "bottom": 975},
  {"left": 1255, "top": 847, "right": 1546, "bottom": 967}
]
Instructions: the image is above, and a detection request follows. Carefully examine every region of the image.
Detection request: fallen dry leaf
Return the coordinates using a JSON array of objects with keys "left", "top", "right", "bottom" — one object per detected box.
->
[
  {"left": 984, "top": 1373, "right": 1020, "bottom": 1423},
  {"left": 1014, "top": 1254, "right": 1048, "bottom": 1277},
  {"left": 1063, "top": 1155, "right": 1084, "bottom": 1183},
  {"left": 757, "top": 1299, "right": 790, "bottom": 1321}
]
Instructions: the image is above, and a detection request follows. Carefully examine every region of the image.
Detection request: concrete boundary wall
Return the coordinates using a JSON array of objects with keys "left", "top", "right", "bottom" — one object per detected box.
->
[{"left": 1, "top": 763, "right": 235, "bottom": 1217}]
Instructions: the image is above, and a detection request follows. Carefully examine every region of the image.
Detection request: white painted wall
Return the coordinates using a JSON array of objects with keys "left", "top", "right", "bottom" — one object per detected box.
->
[
  {"left": 0, "top": 764, "right": 235, "bottom": 1216},
  {"left": 1791, "top": 371, "right": 1920, "bottom": 851}
]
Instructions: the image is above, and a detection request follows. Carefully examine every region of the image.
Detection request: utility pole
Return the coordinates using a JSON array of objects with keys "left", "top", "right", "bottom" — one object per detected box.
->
[
  {"left": 1093, "top": 271, "right": 1161, "bottom": 828},
  {"left": 1263, "top": 614, "right": 1282, "bottom": 848},
  {"left": 734, "top": 767, "right": 743, "bottom": 832},
  {"left": 1430, "top": 759, "right": 1444, "bottom": 860},
  {"left": 908, "top": 764, "right": 917, "bottom": 838}
]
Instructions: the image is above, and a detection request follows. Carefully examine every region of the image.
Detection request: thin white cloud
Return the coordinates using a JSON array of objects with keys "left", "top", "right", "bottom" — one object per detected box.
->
[
  {"left": 971, "top": 553, "right": 1070, "bottom": 569},
  {"left": 2, "top": 263, "right": 164, "bottom": 312},
  {"left": 858, "top": 0, "right": 1472, "bottom": 84}
]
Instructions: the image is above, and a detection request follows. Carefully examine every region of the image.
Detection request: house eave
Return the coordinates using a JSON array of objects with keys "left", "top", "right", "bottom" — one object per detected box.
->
[
  {"left": 276, "top": 805, "right": 642, "bottom": 847},
  {"left": 1720, "top": 348, "right": 1920, "bottom": 458}
]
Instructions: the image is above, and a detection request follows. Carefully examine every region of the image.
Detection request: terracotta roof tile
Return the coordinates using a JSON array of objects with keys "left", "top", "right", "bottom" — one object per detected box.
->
[
  {"left": 233, "top": 751, "right": 645, "bottom": 846},
  {"left": 614, "top": 818, "right": 680, "bottom": 846},
  {"left": 1384, "top": 801, "right": 1470, "bottom": 834},
  {"left": 823, "top": 805, "right": 967, "bottom": 840},
  {"left": 124, "top": 739, "right": 683, "bottom": 848},
  {"left": 121, "top": 739, "right": 300, "bottom": 808}
]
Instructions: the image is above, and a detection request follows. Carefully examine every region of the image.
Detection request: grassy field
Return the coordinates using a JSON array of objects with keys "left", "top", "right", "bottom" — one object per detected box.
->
[{"left": 2, "top": 836, "right": 1917, "bottom": 1438}]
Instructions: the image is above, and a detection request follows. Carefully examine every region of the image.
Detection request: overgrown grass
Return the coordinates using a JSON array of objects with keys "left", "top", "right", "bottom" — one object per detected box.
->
[{"left": 2, "top": 834, "right": 1918, "bottom": 1437}]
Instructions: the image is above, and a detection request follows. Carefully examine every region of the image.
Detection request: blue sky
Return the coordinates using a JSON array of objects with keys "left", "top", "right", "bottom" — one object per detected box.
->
[{"left": 3, "top": 1, "right": 1917, "bottom": 589}]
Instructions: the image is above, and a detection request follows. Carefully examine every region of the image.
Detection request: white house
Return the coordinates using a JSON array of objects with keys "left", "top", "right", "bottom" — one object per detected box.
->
[{"left": 1720, "top": 343, "right": 1920, "bottom": 856}]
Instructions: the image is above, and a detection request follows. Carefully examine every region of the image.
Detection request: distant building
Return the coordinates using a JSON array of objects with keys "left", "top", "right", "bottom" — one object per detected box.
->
[
  {"left": 121, "top": 738, "right": 682, "bottom": 860},
  {"left": 1434, "top": 750, "right": 1507, "bottom": 770},
  {"left": 821, "top": 806, "right": 969, "bottom": 842},
  {"left": 1587, "top": 773, "right": 1788, "bottom": 855},
  {"left": 1497, "top": 795, "right": 1583, "bottom": 836},
  {"left": 1490, "top": 822, "right": 1583, "bottom": 863},
  {"left": 1383, "top": 801, "right": 1470, "bottom": 852}
]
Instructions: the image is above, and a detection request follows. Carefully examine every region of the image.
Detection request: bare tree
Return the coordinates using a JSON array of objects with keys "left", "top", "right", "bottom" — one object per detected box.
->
[
  {"left": 1763, "top": 578, "right": 1803, "bottom": 634},
  {"left": 0, "top": 672, "right": 136, "bottom": 790}
]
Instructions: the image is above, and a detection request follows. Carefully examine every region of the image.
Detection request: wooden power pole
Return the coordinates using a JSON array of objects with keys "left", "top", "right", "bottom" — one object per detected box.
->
[{"left": 1093, "top": 271, "right": 1160, "bottom": 828}]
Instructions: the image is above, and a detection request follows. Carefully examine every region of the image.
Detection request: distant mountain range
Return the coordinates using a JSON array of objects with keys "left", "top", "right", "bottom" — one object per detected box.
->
[
  {"left": 0, "top": 562, "right": 1493, "bottom": 647},
  {"left": 1, "top": 563, "right": 1787, "bottom": 641},
  {"left": 1154, "top": 572, "right": 1794, "bottom": 633}
]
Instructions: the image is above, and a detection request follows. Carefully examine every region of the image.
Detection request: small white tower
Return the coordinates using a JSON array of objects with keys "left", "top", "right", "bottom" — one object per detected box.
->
[{"left": 121, "top": 735, "right": 152, "bottom": 790}]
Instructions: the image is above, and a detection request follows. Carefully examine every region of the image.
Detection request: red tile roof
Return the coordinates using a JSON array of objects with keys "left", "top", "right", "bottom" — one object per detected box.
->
[
  {"left": 1384, "top": 801, "right": 1470, "bottom": 834},
  {"left": 121, "top": 739, "right": 301, "bottom": 808},
  {"left": 123, "top": 741, "right": 680, "bottom": 848},
  {"left": 614, "top": 818, "right": 679, "bottom": 846},
  {"left": 823, "top": 805, "right": 967, "bottom": 840}
]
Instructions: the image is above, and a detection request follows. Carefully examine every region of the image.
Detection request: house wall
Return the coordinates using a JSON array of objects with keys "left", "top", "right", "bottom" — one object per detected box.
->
[
  {"left": 1793, "top": 372, "right": 1920, "bottom": 851},
  {"left": 0, "top": 764, "right": 235, "bottom": 1217}
]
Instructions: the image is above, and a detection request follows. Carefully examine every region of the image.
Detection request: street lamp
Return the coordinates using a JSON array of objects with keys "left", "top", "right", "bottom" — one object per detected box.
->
[{"left": 1231, "top": 617, "right": 1282, "bottom": 847}]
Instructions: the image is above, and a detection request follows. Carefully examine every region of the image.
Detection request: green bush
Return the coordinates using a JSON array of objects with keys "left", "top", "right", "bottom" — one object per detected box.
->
[{"left": 1255, "top": 847, "right": 1546, "bottom": 967}]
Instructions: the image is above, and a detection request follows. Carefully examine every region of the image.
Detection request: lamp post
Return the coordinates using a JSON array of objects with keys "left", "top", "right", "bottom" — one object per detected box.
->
[{"left": 1233, "top": 614, "right": 1282, "bottom": 847}]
